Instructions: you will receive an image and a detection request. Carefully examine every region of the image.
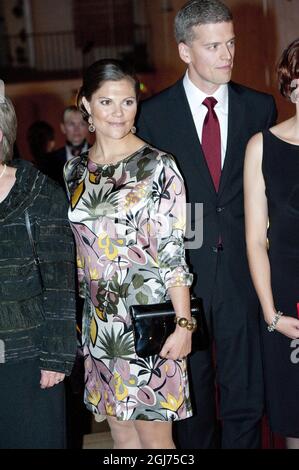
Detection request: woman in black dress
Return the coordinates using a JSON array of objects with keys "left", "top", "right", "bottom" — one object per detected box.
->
[{"left": 244, "top": 39, "right": 299, "bottom": 447}]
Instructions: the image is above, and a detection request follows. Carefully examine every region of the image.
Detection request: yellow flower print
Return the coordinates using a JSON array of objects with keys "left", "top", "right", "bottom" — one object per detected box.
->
[
  {"left": 160, "top": 391, "right": 184, "bottom": 412},
  {"left": 95, "top": 307, "right": 107, "bottom": 322},
  {"left": 77, "top": 255, "right": 84, "bottom": 269},
  {"left": 173, "top": 215, "right": 186, "bottom": 231},
  {"left": 124, "top": 181, "right": 148, "bottom": 209},
  {"left": 89, "top": 172, "right": 98, "bottom": 184},
  {"left": 167, "top": 267, "right": 186, "bottom": 287},
  {"left": 114, "top": 373, "right": 128, "bottom": 401},
  {"left": 89, "top": 267, "right": 99, "bottom": 280},
  {"left": 71, "top": 180, "right": 85, "bottom": 210},
  {"left": 98, "top": 233, "right": 124, "bottom": 260},
  {"left": 105, "top": 403, "right": 114, "bottom": 416},
  {"left": 87, "top": 388, "right": 101, "bottom": 407},
  {"left": 90, "top": 317, "right": 98, "bottom": 347},
  {"left": 129, "top": 376, "right": 138, "bottom": 386}
]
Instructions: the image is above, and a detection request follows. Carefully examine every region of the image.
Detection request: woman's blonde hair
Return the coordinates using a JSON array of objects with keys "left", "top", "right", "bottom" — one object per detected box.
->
[{"left": 0, "top": 96, "right": 17, "bottom": 163}]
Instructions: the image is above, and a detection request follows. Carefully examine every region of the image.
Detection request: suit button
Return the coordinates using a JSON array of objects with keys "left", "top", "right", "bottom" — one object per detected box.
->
[
  {"left": 216, "top": 207, "right": 224, "bottom": 213},
  {"left": 212, "top": 244, "right": 224, "bottom": 253}
]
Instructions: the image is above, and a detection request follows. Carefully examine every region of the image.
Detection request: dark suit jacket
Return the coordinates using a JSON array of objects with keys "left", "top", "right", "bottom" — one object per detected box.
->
[
  {"left": 49, "top": 144, "right": 90, "bottom": 187},
  {"left": 48, "top": 146, "right": 69, "bottom": 186},
  {"left": 136, "top": 79, "right": 277, "bottom": 312}
]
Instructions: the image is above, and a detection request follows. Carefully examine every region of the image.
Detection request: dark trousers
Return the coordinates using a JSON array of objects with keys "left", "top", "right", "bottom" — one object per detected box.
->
[
  {"left": 65, "top": 375, "right": 91, "bottom": 449},
  {"left": 0, "top": 359, "right": 66, "bottom": 449},
  {"left": 175, "top": 257, "right": 264, "bottom": 449}
]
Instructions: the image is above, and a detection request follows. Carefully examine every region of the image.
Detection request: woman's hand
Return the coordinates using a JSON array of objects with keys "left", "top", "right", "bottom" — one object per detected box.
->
[
  {"left": 40, "top": 370, "right": 65, "bottom": 389},
  {"left": 265, "top": 313, "right": 299, "bottom": 340},
  {"left": 159, "top": 325, "right": 192, "bottom": 360},
  {"left": 273, "top": 316, "right": 299, "bottom": 340}
]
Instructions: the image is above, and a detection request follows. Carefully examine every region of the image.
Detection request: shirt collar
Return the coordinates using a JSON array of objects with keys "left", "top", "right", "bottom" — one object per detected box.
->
[{"left": 183, "top": 70, "right": 228, "bottom": 113}]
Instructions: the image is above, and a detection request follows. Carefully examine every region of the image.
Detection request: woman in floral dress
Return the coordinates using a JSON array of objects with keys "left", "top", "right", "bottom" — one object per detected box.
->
[{"left": 64, "top": 59, "right": 194, "bottom": 449}]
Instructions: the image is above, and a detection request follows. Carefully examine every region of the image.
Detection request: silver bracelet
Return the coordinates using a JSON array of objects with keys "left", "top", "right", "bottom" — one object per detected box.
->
[{"left": 267, "top": 311, "right": 283, "bottom": 332}]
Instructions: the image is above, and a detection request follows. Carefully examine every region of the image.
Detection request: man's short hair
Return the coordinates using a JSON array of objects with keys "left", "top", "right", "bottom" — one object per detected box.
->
[
  {"left": 62, "top": 105, "right": 81, "bottom": 123},
  {"left": 174, "top": 0, "right": 233, "bottom": 45},
  {"left": 27, "top": 121, "right": 54, "bottom": 160}
]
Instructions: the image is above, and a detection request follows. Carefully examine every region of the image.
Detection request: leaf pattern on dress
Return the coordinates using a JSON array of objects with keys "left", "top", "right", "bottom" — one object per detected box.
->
[{"left": 65, "top": 145, "right": 193, "bottom": 421}]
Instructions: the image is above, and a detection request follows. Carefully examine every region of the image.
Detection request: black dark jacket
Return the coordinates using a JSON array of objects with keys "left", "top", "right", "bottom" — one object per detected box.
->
[
  {"left": 136, "top": 79, "right": 277, "bottom": 311},
  {"left": 49, "top": 142, "right": 90, "bottom": 187},
  {"left": 0, "top": 160, "right": 77, "bottom": 373}
]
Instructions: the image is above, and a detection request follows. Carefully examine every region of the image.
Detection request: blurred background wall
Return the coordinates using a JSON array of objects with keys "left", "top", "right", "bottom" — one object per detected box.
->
[{"left": 0, "top": 0, "right": 298, "bottom": 160}]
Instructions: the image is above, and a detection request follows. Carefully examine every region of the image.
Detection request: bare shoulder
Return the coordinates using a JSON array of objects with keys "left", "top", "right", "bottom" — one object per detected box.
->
[{"left": 245, "top": 132, "right": 263, "bottom": 163}]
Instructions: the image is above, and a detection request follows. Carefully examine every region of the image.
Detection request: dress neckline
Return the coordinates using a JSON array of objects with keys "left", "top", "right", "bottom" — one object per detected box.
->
[
  {"left": 268, "top": 129, "right": 299, "bottom": 148},
  {"left": 87, "top": 144, "right": 148, "bottom": 169}
]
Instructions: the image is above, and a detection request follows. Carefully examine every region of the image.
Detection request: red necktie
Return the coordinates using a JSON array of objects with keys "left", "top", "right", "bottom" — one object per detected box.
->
[{"left": 201, "top": 97, "right": 221, "bottom": 191}]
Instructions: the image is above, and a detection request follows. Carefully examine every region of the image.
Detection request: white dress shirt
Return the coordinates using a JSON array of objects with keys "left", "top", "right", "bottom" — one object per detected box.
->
[{"left": 183, "top": 71, "right": 229, "bottom": 168}]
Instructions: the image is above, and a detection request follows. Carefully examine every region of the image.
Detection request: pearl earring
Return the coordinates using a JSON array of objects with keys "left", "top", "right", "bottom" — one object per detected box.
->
[
  {"left": 88, "top": 116, "right": 95, "bottom": 133},
  {"left": 131, "top": 126, "right": 136, "bottom": 134}
]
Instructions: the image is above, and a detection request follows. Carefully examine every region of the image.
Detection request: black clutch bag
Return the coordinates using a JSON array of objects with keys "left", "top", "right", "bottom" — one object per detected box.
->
[{"left": 129, "top": 297, "right": 209, "bottom": 358}]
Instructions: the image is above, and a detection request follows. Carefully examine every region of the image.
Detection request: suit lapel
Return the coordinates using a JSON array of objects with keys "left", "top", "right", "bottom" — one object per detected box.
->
[
  {"left": 173, "top": 81, "right": 217, "bottom": 198},
  {"left": 218, "top": 83, "right": 244, "bottom": 197}
]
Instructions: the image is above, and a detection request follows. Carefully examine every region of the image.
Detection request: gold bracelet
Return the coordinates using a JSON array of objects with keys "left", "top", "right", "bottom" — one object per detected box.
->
[{"left": 174, "top": 316, "right": 197, "bottom": 331}]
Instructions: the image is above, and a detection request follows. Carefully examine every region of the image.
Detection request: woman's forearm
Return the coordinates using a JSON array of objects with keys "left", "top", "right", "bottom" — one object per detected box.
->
[
  {"left": 247, "top": 241, "right": 276, "bottom": 324},
  {"left": 168, "top": 286, "right": 191, "bottom": 320}
]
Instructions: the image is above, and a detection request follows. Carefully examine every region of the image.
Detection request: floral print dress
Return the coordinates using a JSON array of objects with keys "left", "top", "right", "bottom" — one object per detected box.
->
[{"left": 64, "top": 145, "right": 193, "bottom": 421}]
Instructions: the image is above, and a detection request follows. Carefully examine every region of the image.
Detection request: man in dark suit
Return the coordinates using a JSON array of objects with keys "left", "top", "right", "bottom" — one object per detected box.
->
[
  {"left": 136, "top": 0, "right": 277, "bottom": 449},
  {"left": 50, "top": 105, "right": 89, "bottom": 186}
]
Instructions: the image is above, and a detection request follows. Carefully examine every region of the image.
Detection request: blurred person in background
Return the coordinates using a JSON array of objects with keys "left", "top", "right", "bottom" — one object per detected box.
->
[
  {"left": 50, "top": 105, "right": 89, "bottom": 186},
  {"left": 27, "top": 120, "right": 55, "bottom": 177}
]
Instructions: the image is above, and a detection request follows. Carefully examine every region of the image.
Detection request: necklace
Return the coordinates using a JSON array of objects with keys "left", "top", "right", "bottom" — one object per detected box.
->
[
  {"left": 0, "top": 164, "right": 7, "bottom": 179},
  {"left": 90, "top": 144, "right": 146, "bottom": 167}
]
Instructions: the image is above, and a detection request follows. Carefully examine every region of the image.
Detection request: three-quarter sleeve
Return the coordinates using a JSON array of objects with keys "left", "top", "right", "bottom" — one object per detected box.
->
[{"left": 151, "top": 154, "right": 193, "bottom": 290}]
